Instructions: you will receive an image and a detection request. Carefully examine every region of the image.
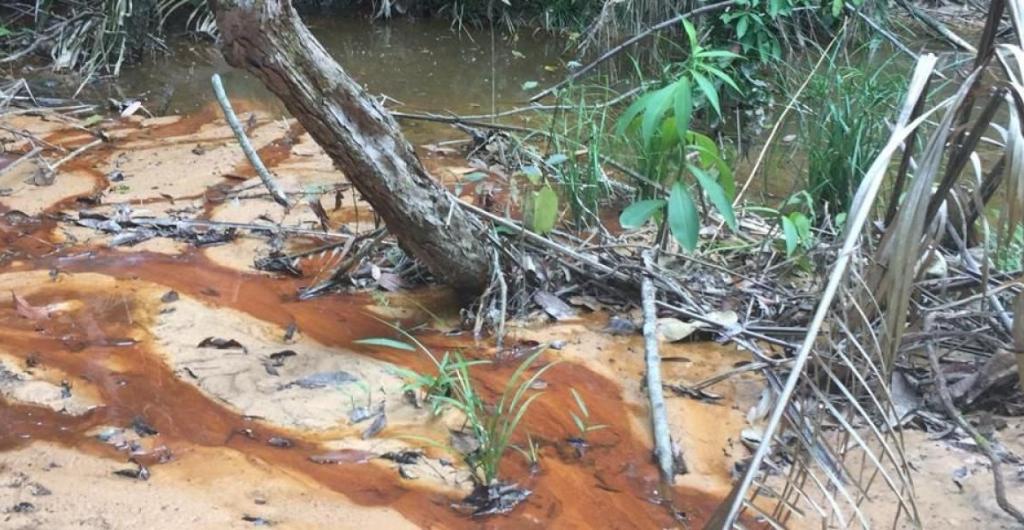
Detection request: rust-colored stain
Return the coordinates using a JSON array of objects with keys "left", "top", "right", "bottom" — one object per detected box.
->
[{"left": 0, "top": 108, "right": 750, "bottom": 529}]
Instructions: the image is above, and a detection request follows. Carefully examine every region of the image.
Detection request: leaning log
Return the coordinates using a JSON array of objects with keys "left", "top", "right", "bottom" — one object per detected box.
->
[{"left": 207, "top": 0, "right": 492, "bottom": 294}]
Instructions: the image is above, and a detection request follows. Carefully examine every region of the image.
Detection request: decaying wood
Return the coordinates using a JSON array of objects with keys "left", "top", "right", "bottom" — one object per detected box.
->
[{"left": 207, "top": 0, "right": 492, "bottom": 294}]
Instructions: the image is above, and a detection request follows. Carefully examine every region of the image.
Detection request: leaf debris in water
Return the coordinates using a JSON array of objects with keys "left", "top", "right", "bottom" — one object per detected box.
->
[
  {"left": 197, "top": 337, "right": 247, "bottom": 352},
  {"left": 241, "top": 514, "right": 274, "bottom": 526},
  {"left": 280, "top": 370, "right": 358, "bottom": 390},
  {"left": 267, "top": 436, "right": 293, "bottom": 448},
  {"left": 112, "top": 464, "right": 149, "bottom": 481},
  {"left": 362, "top": 412, "right": 387, "bottom": 439},
  {"left": 308, "top": 449, "right": 376, "bottom": 465},
  {"left": 11, "top": 291, "right": 50, "bottom": 321},
  {"left": 379, "top": 450, "right": 421, "bottom": 465},
  {"left": 131, "top": 416, "right": 159, "bottom": 437}
]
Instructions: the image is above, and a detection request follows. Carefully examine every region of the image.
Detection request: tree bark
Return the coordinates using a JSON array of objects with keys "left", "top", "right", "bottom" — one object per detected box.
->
[{"left": 207, "top": 0, "right": 492, "bottom": 294}]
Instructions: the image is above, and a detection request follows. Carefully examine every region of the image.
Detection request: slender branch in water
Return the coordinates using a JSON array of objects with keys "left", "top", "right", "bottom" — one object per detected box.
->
[
  {"left": 895, "top": 0, "right": 977, "bottom": 53},
  {"left": 642, "top": 250, "right": 679, "bottom": 483},
  {"left": 393, "top": 111, "right": 650, "bottom": 192},
  {"left": 528, "top": 0, "right": 739, "bottom": 102},
  {"left": 846, "top": 4, "right": 921, "bottom": 62},
  {"left": 210, "top": 73, "right": 290, "bottom": 209}
]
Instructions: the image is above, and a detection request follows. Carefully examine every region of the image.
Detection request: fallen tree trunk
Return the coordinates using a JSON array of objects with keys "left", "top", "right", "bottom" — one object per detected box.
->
[{"left": 207, "top": 0, "right": 492, "bottom": 294}]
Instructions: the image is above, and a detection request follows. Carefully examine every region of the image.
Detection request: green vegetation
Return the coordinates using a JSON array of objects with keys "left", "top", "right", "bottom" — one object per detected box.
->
[
  {"left": 798, "top": 58, "right": 906, "bottom": 217},
  {"left": 614, "top": 21, "right": 738, "bottom": 251},
  {"left": 567, "top": 388, "right": 606, "bottom": 442},
  {"left": 361, "top": 326, "right": 557, "bottom": 486}
]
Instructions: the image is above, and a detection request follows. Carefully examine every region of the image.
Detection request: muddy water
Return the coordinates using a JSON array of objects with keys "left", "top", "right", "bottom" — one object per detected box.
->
[
  {"left": 0, "top": 108, "right": 762, "bottom": 528},
  {"left": 81, "top": 17, "right": 565, "bottom": 144}
]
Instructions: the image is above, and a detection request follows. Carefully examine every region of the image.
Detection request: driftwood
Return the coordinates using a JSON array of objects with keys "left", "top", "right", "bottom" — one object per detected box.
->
[{"left": 207, "top": 0, "right": 492, "bottom": 294}]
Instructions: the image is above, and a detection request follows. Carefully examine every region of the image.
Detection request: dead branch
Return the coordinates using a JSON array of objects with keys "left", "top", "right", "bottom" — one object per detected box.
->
[
  {"left": 642, "top": 250, "right": 679, "bottom": 483},
  {"left": 926, "top": 315, "right": 1024, "bottom": 525},
  {"left": 210, "top": 73, "right": 290, "bottom": 209}
]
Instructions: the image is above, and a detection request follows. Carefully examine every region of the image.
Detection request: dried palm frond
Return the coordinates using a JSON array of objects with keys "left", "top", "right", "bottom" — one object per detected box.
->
[{"left": 708, "top": 0, "right": 1024, "bottom": 527}]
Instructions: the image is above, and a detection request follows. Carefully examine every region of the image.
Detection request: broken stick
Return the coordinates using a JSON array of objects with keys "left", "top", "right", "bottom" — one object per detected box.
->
[
  {"left": 210, "top": 73, "right": 290, "bottom": 209},
  {"left": 642, "top": 250, "right": 678, "bottom": 483}
]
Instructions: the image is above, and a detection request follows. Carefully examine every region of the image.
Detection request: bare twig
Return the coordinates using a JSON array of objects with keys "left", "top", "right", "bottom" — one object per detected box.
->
[{"left": 211, "top": 73, "right": 290, "bottom": 209}]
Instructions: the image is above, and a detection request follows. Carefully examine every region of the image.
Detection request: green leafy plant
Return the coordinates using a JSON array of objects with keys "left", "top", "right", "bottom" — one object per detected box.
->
[
  {"left": 615, "top": 21, "right": 739, "bottom": 251},
  {"left": 510, "top": 433, "right": 542, "bottom": 472},
  {"left": 391, "top": 351, "right": 487, "bottom": 416},
  {"left": 434, "top": 347, "right": 559, "bottom": 485},
  {"left": 798, "top": 61, "right": 904, "bottom": 217},
  {"left": 361, "top": 324, "right": 558, "bottom": 485},
  {"left": 520, "top": 163, "right": 560, "bottom": 235}
]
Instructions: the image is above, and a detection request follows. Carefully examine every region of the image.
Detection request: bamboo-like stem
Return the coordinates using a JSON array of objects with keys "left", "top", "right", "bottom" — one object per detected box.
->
[{"left": 210, "top": 73, "right": 290, "bottom": 209}]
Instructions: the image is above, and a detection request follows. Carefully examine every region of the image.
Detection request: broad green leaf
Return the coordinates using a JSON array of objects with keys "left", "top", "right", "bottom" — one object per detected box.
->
[
  {"left": 529, "top": 185, "right": 559, "bottom": 234},
  {"left": 792, "top": 212, "right": 812, "bottom": 243},
  {"left": 658, "top": 117, "right": 681, "bottom": 151},
  {"left": 354, "top": 337, "right": 416, "bottom": 351},
  {"left": 703, "top": 65, "right": 741, "bottom": 93},
  {"left": 522, "top": 80, "right": 538, "bottom": 91},
  {"left": 683, "top": 20, "right": 698, "bottom": 51},
  {"left": 673, "top": 79, "right": 693, "bottom": 142},
  {"left": 832, "top": 0, "right": 843, "bottom": 17},
  {"left": 641, "top": 84, "right": 675, "bottom": 147},
  {"left": 619, "top": 199, "right": 666, "bottom": 229},
  {"left": 690, "top": 164, "right": 737, "bottom": 231},
  {"left": 614, "top": 92, "right": 653, "bottom": 135},
  {"left": 716, "top": 159, "right": 735, "bottom": 197},
  {"left": 667, "top": 182, "right": 699, "bottom": 251},
  {"left": 0, "top": 26, "right": 10, "bottom": 38},
  {"left": 686, "top": 131, "right": 721, "bottom": 167},
  {"left": 781, "top": 215, "right": 798, "bottom": 257},
  {"left": 697, "top": 50, "right": 742, "bottom": 60},
  {"left": 736, "top": 16, "right": 749, "bottom": 38},
  {"left": 692, "top": 72, "right": 722, "bottom": 118},
  {"left": 545, "top": 153, "right": 569, "bottom": 166}
]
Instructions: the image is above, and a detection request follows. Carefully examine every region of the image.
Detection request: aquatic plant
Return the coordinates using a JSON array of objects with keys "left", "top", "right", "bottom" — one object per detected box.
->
[
  {"left": 434, "top": 347, "right": 558, "bottom": 485},
  {"left": 799, "top": 59, "right": 905, "bottom": 217}
]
